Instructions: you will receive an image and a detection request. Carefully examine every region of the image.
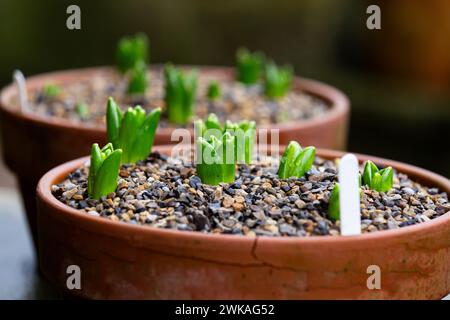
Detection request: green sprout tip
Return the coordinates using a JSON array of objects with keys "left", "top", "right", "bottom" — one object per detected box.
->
[
  {"left": 127, "top": 61, "right": 148, "bottom": 95},
  {"left": 278, "top": 141, "right": 316, "bottom": 179},
  {"left": 164, "top": 64, "right": 198, "bottom": 125},
  {"left": 88, "top": 143, "right": 122, "bottom": 199},
  {"left": 42, "top": 84, "right": 62, "bottom": 98},
  {"left": 116, "top": 33, "right": 149, "bottom": 73},
  {"left": 328, "top": 183, "right": 340, "bottom": 220},
  {"left": 263, "top": 61, "right": 293, "bottom": 99},
  {"left": 362, "top": 160, "right": 394, "bottom": 192},
  {"left": 196, "top": 113, "right": 256, "bottom": 164},
  {"left": 207, "top": 80, "right": 221, "bottom": 101},
  {"left": 106, "top": 97, "right": 160, "bottom": 164},
  {"left": 75, "top": 102, "right": 89, "bottom": 120},
  {"left": 236, "top": 47, "right": 264, "bottom": 85},
  {"left": 196, "top": 133, "right": 236, "bottom": 185}
]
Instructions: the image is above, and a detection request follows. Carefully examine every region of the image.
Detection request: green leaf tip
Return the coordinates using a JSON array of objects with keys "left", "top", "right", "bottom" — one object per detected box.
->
[
  {"left": 75, "top": 102, "right": 89, "bottom": 119},
  {"left": 196, "top": 113, "right": 256, "bottom": 165},
  {"left": 42, "top": 83, "right": 62, "bottom": 98},
  {"left": 362, "top": 160, "right": 393, "bottom": 192},
  {"left": 207, "top": 80, "right": 221, "bottom": 101},
  {"left": 263, "top": 61, "right": 293, "bottom": 100},
  {"left": 236, "top": 47, "right": 265, "bottom": 85},
  {"left": 106, "top": 97, "right": 160, "bottom": 164},
  {"left": 195, "top": 114, "right": 257, "bottom": 185},
  {"left": 116, "top": 33, "right": 149, "bottom": 73},
  {"left": 196, "top": 133, "right": 236, "bottom": 186},
  {"left": 164, "top": 64, "right": 198, "bottom": 125},
  {"left": 328, "top": 183, "right": 340, "bottom": 220},
  {"left": 127, "top": 61, "right": 148, "bottom": 95},
  {"left": 88, "top": 143, "right": 122, "bottom": 199},
  {"left": 278, "top": 141, "right": 315, "bottom": 179}
]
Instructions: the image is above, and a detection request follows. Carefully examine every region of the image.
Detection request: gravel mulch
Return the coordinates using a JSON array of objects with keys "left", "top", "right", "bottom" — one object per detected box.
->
[
  {"left": 52, "top": 152, "right": 450, "bottom": 237},
  {"left": 14, "top": 68, "right": 328, "bottom": 127}
]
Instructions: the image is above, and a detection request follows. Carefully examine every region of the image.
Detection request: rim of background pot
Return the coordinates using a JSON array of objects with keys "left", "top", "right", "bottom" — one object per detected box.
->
[
  {"left": 0, "top": 65, "right": 349, "bottom": 136},
  {"left": 37, "top": 146, "right": 450, "bottom": 247}
]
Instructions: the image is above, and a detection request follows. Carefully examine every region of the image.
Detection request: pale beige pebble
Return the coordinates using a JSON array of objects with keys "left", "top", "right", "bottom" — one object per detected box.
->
[
  {"left": 188, "top": 187, "right": 197, "bottom": 194},
  {"left": 63, "top": 188, "right": 78, "bottom": 200},
  {"left": 245, "top": 230, "right": 256, "bottom": 237},
  {"left": 264, "top": 195, "right": 276, "bottom": 205},
  {"left": 295, "top": 199, "right": 306, "bottom": 209},
  {"left": 329, "top": 230, "right": 340, "bottom": 236},
  {"left": 87, "top": 210, "right": 99, "bottom": 217},
  {"left": 263, "top": 224, "right": 279, "bottom": 233},
  {"left": 73, "top": 194, "right": 84, "bottom": 200},
  {"left": 235, "top": 189, "right": 248, "bottom": 197},
  {"left": 106, "top": 198, "right": 114, "bottom": 207},
  {"left": 373, "top": 216, "right": 386, "bottom": 225},
  {"left": 262, "top": 182, "right": 272, "bottom": 189},
  {"left": 232, "top": 202, "right": 244, "bottom": 212},
  {"left": 222, "top": 196, "right": 234, "bottom": 208}
]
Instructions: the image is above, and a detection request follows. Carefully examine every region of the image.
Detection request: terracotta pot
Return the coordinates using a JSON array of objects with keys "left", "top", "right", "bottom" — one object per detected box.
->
[
  {"left": 0, "top": 66, "right": 349, "bottom": 250},
  {"left": 36, "top": 145, "right": 450, "bottom": 299}
]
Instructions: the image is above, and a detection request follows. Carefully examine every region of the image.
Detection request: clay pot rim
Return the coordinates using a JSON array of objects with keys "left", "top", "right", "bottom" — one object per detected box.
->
[
  {"left": 37, "top": 146, "right": 450, "bottom": 245},
  {"left": 0, "top": 65, "right": 349, "bottom": 134}
]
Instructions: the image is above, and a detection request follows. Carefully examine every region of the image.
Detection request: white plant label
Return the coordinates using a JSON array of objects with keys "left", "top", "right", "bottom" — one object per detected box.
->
[
  {"left": 339, "top": 154, "right": 361, "bottom": 235},
  {"left": 13, "top": 70, "right": 28, "bottom": 112}
]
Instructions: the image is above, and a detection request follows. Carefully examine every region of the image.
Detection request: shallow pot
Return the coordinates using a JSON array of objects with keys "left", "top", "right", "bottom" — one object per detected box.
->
[
  {"left": 36, "top": 145, "right": 450, "bottom": 299},
  {"left": 0, "top": 66, "right": 349, "bottom": 250}
]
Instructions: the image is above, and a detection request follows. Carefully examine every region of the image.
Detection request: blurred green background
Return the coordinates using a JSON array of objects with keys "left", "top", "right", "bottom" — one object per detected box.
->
[{"left": 1, "top": 0, "right": 450, "bottom": 176}]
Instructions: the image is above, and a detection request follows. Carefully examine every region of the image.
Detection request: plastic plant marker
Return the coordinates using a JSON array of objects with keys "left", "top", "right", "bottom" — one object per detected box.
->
[
  {"left": 339, "top": 154, "right": 361, "bottom": 236},
  {"left": 13, "top": 70, "right": 28, "bottom": 112}
]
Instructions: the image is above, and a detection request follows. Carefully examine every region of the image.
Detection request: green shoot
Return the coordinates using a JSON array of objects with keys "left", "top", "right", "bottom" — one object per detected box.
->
[
  {"left": 127, "top": 61, "right": 148, "bottom": 95},
  {"left": 195, "top": 113, "right": 256, "bottom": 164},
  {"left": 236, "top": 47, "right": 264, "bottom": 85},
  {"left": 116, "top": 33, "right": 149, "bottom": 73},
  {"left": 328, "top": 183, "right": 340, "bottom": 220},
  {"left": 42, "top": 84, "right": 62, "bottom": 98},
  {"left": 207, "top": 80, "right": 221, "bottom": 101},
  {"left": 362, "top": 160, "right": 394, "bottom": 192},
  {"left": 278, "top": 141, "right": 316, "bottom": 179},
  {"left": 224, "top": 119, "right": 256, "bottom": 164},
  {"left": 106, "top": 97, "right": 161, "bottom": 164},
  {"left": 164, "top": 64, "right": 198, "bottom": 125},
  {"left": 263, "top": 61, "right": 293, "bottom": 99},
  {"left": 196, "top": 133, "right": 236, "bottom": 185},
  {"left": 75, "top": 102, "right": 89, "bottom": 120},
  {"left": 88, "top": 143, "right": 122, "bottom": 199}
]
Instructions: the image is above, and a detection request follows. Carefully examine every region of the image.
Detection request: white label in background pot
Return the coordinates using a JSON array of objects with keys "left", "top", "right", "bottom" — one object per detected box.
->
[
  {"left": 13, "top": 70, "right": 28, "bottom": 112},
  {"left": 339, "top": 154, "right": 361, "bottom": 235}
]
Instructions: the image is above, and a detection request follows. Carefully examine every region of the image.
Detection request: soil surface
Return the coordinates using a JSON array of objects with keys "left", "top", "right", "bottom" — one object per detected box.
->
[
  {"left": 52, "top": 152, "right": 450, "bottom": 237},
  {"left": 16, "top": 68, "right": 328, "bottom": 127}
]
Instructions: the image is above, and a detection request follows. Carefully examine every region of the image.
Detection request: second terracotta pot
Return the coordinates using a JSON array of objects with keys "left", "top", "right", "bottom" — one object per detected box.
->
[{"left": 0, "top": 66, "right": 349, "bottom": 249}]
